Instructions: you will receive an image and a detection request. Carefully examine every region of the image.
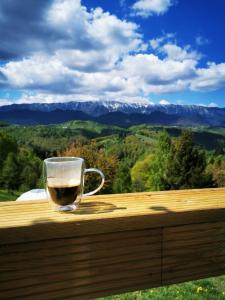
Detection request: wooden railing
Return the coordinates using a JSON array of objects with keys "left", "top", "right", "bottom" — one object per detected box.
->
[{"left": 1, "top": 188, "right": 225, "bottom": 299}]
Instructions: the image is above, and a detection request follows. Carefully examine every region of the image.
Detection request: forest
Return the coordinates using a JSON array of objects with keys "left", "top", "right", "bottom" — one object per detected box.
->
[{"left": 1, "top": 120, "right": 225, "bottom": 199}]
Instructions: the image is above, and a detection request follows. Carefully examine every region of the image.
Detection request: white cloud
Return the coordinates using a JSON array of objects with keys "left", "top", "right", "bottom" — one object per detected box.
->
[
  {"left": 208, "top": 102, "right": 218, "bottom": 107},
  {"left": 159, "top": 99, "right": 170, "bottom": 105},
  {"left": 132, "top": 0, "right": 175, "bottom": 17},
  {"left": 161, "top": 44, "right": 201, "bottom": 61},
  {"left": 0, "top": 0, "right": 225, "bottom": 105},
  {"left": 47, "top": 0, "right": 87, "bottom": 27},
  {"left": 0, "top": 54, "right": 79, "bottom": 92},
  {"left": 15, "top": 91, "right": 151, "bottom": 105},
  {"left": 150, "top": 34, "right": 201, "bottom": 62},
  {"left": 150, "top": 33, "right": 175, "bottom": 49},
  {"left": 88, "top": 8, "right": 143, "bottom": 56},
  {"left": 0, "top": 99, "right": 13, "bottom": 106},
  {"left": 0, "top": 0, "right": 144, "bottom": 100},
  {"left": 121, "top": 53, "right": 197, "bottom": 86},
  {"left": 190, "top": 62, "right": 225, "bottom": 91}
]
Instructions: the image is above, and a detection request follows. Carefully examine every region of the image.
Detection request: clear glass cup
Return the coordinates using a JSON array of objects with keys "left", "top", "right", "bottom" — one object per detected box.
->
[{"left": 44, "top": 157, "right": 104, "bottom": 212}]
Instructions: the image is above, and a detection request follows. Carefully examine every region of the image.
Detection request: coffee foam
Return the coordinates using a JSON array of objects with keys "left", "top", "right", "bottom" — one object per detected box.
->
[{"left": 47, "top": 178, "right": 80, "bottom": 188}]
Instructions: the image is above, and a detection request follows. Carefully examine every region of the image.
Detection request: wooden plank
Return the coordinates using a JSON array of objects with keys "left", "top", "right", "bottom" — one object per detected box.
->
[
  {"left": 2, "top": 208, "right": 225, "bottom": 245},
  {"left": 164, "top": 245, "right": 225, "bottom": 261},
  {"left": 0, "top": 275, "right": 159, "bottom": 300},
  {"left": 164, "top": 264, "right": 225, "bottom": 283},
  {"left": 164, "top": 270, "right": 225, "bottom": 286},
  {"left": 1, "top": 188, "right": 225, "bottom": 299},
  {"left": 0, "top": 261, "right": 160, "bottom": 295},
  {"left": 0, "top": 228, "right": 162, "bottom": 299},
  {"left": 164, "top": 222, "right": 225, "bottom": 241},
  {"left": 163, "top": 220, "right": 225, "bottom": 235},
  {"left": 0, "top": 228, "right": 159, "bottom": 255},
  {"left": 0, "top": 235, "right": 160, "bottom": 263},
  {"left": 0, "top": 255, "right": 161, "bottom": 287},
  {"left": 1, "top": 188, "right": 225, "bottom": 244},
  {"left": 162, "top": 222, "right": 225, "bottom": 285},
  {"left": 0, "top": 229, "right": 161, "bottom": 268},
  {"left": 0, "top": 264, "right": 160, "bottom": 298},
  {"left": 0, "top": 241, "right": 161, "bottom": 273},
  {"left": 164, "top": 254, "right": 225, "bottom": 271}
]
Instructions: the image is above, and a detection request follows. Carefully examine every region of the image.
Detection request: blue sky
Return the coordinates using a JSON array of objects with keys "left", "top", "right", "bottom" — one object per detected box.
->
[{"left": 0, "top": 0, "right": 225, "bottom": 107}]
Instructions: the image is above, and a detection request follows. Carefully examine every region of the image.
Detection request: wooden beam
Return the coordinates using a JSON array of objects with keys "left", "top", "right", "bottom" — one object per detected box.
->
[{"left": 0, "top": 188, "right": 225, "bottom": 299}]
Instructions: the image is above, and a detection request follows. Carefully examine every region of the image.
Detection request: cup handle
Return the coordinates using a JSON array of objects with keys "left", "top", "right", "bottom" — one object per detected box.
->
[{"left": 83, "top": 168, "right": 105, "bottom": 196}]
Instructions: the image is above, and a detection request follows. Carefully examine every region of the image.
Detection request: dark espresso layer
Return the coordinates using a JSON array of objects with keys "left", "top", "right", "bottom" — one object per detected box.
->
[{"left": 48, "top": 185, "right": 80, "bottom": 206}]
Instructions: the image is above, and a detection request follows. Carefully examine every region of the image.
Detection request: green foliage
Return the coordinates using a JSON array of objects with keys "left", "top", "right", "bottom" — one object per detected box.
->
[
  {"left": 1, "top": 121, "right": 225, "bottom": 197},
  {"left": 0, "top": 132, "right": 42, "bottom": 192},
  {"left": 131, "top": 130, "right": 214, "bottom": 192},
  {"left": 1, "top": 152, "right": 19, "bottom": 190},
  {"left": 109, "top": 135, "right": 147, "bottom": 163},
  {"left": 131, "top": 131, "right": 172, "bottom": 192},
  {"left": 113, "top": 160, "right": 132, "bottom": 193},
  {"left": 63, "top": 141, "right": 119, "bottom": 194},
  {"left": 148, "top": 131, "right": 171, "bottom": 191},
  {"left": 0, "top": 121, "right": 9, "bottom": 127},
  {"left": 109, "top": 135, "right": 148, "bottom": 193},
  {"left": 0, "top": 121, "right": 126, "bottom": 159},
  {"left": 0, "top": 190, "right": 21, "bottom": 201},
  {"left": 17, "top": 149, "right": 42, "bottom": 191},
  {"left": 131, "top": 154, "right": 154, "bottom": 192},
  {"left": 0, "top": 132, "right": 18, "bottom": 169},
  {"left": 206, "top": 157, "right": 225, "bottom": 187},
  {"left": 167, "top": 130, "right": 214, "bottom": 189}
]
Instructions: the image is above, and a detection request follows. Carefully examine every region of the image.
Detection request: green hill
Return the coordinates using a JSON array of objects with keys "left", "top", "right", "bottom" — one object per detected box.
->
[{"left": 1, "top": 122, "right": 225, "bottom": 156}]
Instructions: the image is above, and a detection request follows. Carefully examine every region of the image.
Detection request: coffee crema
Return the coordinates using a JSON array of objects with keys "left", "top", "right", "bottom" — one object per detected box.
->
[{"left": 48, "top": 184, "right": 80, "bottom": 206}]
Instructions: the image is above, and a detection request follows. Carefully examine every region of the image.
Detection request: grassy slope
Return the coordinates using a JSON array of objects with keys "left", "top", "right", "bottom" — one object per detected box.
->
[
  {"left": 129, "top": 125, "right": 225, "bottom": 150},
  {"left": 101, "top": 276, "right": 225, "bottom": 300}
]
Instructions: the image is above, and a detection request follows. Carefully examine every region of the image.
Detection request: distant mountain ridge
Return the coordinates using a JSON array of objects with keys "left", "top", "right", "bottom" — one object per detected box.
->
[{"left": 0, "top": 101, "right": 225, "bottom": 126}]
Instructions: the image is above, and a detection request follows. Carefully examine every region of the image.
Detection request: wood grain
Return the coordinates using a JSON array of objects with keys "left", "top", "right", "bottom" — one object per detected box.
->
[
  {"left": 162, "top": 222, "right": 225, "bottom": 285},
  {"left": 1, "top": 188, "right": 225, "bottom": 299},
  {"left": 1, "top": 188, "right": 225, "bottom": 245},
  {"left": 0, "top": 228, "right": 161, "bottom": 300}
]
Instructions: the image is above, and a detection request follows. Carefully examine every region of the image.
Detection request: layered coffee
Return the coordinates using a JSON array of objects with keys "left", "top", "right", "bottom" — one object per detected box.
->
[{"left": 47, "top": 181, "right": 80, "bottom": 206}]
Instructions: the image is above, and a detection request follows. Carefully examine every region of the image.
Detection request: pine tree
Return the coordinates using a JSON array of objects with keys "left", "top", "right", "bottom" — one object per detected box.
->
[
  {"left": 167, "top": 130, "right": 213, "bottom": 189},
  {"left": 0, "top": 133, "right": 18, "bottom": 169},
  {"left": 1, "top": 152, "right": 19, "bottom": 190}
]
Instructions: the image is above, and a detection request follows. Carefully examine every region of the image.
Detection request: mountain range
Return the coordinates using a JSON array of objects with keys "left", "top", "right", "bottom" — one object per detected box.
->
[{"left": 0, "top": 101, "right": 224, "bottom": 127}]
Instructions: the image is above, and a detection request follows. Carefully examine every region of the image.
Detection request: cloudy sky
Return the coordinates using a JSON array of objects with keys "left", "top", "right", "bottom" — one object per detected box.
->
[{"left": 0, "top": 0, "right": 225, "bottom": 107}]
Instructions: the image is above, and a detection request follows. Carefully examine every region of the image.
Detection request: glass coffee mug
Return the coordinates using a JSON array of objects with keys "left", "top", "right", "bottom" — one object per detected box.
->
[{"left": 44, "top": 157, "right": 105, "bottom": 211}]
